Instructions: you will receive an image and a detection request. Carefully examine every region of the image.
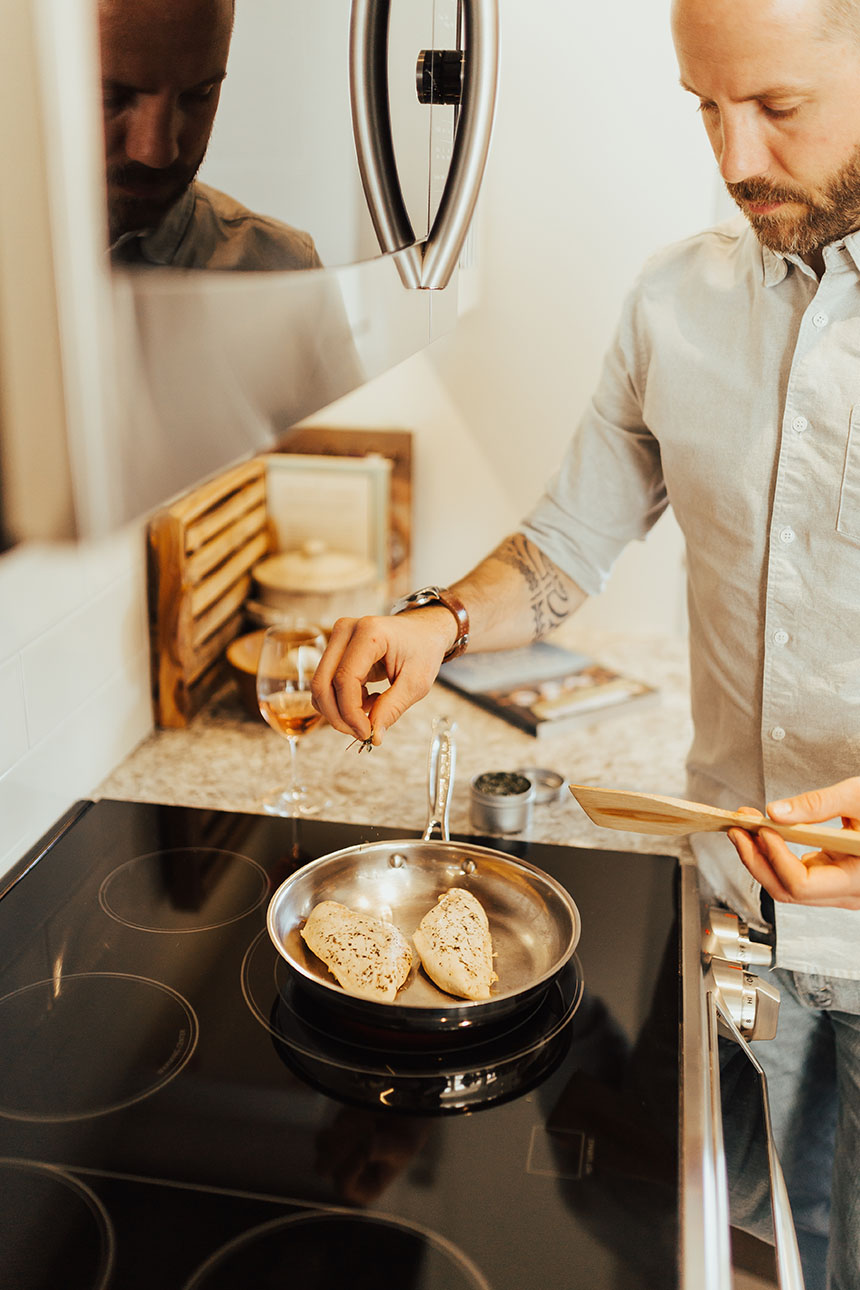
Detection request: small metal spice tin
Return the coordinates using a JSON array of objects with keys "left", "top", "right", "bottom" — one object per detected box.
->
[{"left": 470, "top": 770, "right": 536, "bottom": 835}]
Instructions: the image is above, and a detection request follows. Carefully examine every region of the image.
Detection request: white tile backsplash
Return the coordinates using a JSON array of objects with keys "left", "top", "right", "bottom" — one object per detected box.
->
[
  {"left": 0, "top": 544, "right": 89, "bottom": 662},
  {"left": 21, "top": 574, "right": 147, "bottom": 746},
  {"left": 0, "top": 521, "right": 153, "bottom": 881}
]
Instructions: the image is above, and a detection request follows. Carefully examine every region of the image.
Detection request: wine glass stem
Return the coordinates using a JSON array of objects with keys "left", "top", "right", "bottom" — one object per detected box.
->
[{"left": 286, "top": 736, "right": 301, "bottom": 798}]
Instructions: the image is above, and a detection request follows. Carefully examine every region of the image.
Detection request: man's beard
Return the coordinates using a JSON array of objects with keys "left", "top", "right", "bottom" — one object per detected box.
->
[
  {"left": 106, "top": 155, "right": 204, "bottom": 243},
  {"left": 727, "top": 145, "right": 860, "bottom": 257}
]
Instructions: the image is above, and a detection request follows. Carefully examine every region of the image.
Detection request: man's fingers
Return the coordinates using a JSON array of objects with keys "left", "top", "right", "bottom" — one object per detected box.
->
[
  {"left": 310, "top": 613, "right": 449, "bottom": 743},
  {"left": 767, "top": 777, "right": 860, "bottom": 828},
  {"left": 727, "top": 828, "right": 793, "bottom": 902},
  {"left": 363, "top": 668, "right": 438, "bottom": 742},
  {"left": 311, "top": 618, "right": 379, "bottom": 739},
  {"left": 754, "top": 829, "right": 860, "bottom": 908}
]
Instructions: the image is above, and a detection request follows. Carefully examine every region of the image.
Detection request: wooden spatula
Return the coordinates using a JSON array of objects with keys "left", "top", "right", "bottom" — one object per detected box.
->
[{"left": 569, "top": 783, "right": 860, "bottom": 857}]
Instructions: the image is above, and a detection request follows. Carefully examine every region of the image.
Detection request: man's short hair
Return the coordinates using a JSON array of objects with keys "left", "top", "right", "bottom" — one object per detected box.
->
[{"left": 821, "top": 0, "right": 860, "bottom": 40}]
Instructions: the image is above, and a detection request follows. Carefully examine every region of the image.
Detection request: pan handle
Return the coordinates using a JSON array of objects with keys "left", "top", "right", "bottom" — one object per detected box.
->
[{"left": 424, "top": 717, "right": 457, "bottom": 841}]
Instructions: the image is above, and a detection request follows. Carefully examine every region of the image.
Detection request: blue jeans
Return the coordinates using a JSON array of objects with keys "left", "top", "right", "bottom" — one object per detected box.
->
[{"left": 721, "top": 967, "right": 860, "bottom": 1290}]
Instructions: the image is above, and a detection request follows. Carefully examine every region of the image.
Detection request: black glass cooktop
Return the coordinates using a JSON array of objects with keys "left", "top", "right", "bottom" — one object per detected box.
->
[{"left": 0, "top": 799, "right": 681, "bottom": 1290}]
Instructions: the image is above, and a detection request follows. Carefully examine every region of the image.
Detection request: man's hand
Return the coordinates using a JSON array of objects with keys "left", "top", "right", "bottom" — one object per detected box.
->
[
  {"left": 310, "top": 607, "right": 456, "bottom": 745},
  {"left": 727, "top": 779, "right": 860, "bottom": 910},
  {"left": 310, "top": 536, "right": 587, "bottom": 746}
]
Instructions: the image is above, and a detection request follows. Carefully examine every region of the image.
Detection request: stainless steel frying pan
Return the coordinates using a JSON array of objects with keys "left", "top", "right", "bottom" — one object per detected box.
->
[{"left": 266, "top": 718, "right": 581, "bottom": 1033}]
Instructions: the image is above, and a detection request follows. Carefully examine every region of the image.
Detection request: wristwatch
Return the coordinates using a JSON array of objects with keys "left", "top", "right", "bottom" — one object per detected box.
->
[{"left": 390, "top": 585, "right": 470, "bottom": 661}]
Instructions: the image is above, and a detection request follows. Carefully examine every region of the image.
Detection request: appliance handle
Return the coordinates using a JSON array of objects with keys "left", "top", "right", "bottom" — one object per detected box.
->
[
  {"left": 348, "top": 0, "right": 499, "bottom": 290},
  {"left": 348, "top": 0, "right": 421, "bottom": 285},
  {"left": 710, "top": 992, "right": 807, "bottom": 1290},
  {"left": 704, "top": 990, "right": 734, "bottom": 1290},
  {"left": 420, "top": 0, "right": 499, "bottom": 289}
]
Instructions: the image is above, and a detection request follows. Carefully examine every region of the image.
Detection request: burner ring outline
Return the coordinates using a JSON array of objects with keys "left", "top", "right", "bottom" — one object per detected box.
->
[
  {"left": 180, "top": 1206, "right": 493, "bottom": 1290},
  {"left": 0, "top": 1157, "right": 116, "bottom": 1290},
  {"left": 0, "top": 972, "right": 199, "bottom": 1122},
  {"left": 99, "top": 848, "right": 269, "bottom": 933}
]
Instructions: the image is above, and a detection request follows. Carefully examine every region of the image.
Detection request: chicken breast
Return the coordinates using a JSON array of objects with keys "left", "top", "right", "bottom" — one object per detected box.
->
[
  {"left": 412, "top": 888, "right": 498, "bottom": 1001},
  {"left": 300, "top": 900, "right": 413, "bottom": 1003}
]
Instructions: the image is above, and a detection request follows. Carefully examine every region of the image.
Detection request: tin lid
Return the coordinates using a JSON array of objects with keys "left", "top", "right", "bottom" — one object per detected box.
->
[{"left": 515, "top": 767, "right": 566, "bottom": 804}]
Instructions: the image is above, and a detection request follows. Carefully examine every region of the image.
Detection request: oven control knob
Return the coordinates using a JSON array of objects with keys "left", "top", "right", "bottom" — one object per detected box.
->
[
  {"left": 710, "top": 958, "right": 780, "bottom": 1041},
  {"left": 703, "top": 907, "right": 773, "bottom": 967}
]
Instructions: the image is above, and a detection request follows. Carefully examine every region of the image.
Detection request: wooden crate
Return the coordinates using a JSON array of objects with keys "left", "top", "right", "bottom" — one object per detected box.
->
[{"left": 148, "top": 460, "right": 272, "bottom": 727}]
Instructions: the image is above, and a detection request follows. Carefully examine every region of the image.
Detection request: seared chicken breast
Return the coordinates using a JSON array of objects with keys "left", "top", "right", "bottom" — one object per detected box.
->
[
  {"left": 300, "top": 900, "right": 413, "bottom": 1003},
  {"left": 412, "top": 888, "right": 497, "bottom": 1001}
]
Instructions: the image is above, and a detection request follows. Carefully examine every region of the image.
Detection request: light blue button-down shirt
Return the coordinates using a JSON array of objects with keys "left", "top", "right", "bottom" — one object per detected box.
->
[{"left": 521, "top": 214, "right": 860, "bottom": 978}]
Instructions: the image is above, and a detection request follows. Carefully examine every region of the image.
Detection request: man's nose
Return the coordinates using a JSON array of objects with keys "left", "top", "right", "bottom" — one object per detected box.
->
[
  {"left": 717, "top": 110, "right": 771, "bottom": 185},
  {"left": 123, "top": 95, "right": 180, "bottom": 170}
]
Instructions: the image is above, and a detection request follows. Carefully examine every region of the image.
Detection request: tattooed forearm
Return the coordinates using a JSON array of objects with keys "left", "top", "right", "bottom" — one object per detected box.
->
[{"left": 491, "top": 535, "right": 573, "bottom": 639}]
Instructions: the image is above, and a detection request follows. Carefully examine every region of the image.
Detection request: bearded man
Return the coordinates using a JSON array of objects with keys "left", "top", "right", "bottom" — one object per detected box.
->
[
  {"left": 310, "top": 0, "right": 860, "bottom": 1282},
  {"left": 99, "top": 0, "right": 320, "bottom": 270}
]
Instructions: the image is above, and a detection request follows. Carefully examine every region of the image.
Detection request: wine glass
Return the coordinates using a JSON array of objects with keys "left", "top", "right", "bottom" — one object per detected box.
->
[{"left": 256, "top": 623, "right": 328, "bottom": 816}]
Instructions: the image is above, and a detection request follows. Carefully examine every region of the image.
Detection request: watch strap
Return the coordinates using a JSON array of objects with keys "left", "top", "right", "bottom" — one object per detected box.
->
[{"left": 391, "top": 585, "right": 470, "bottom": 661}]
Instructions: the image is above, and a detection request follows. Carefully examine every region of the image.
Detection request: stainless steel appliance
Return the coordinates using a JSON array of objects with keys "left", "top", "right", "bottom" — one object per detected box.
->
[
  {"left": 1, "top": 797, "right": 809, "bottom": 1288},
  {"left": 0, "top": 0, "right": 499, "bottom": 546}
]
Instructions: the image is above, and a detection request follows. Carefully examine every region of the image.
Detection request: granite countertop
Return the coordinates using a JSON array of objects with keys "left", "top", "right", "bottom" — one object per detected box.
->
[{"left": 98, "top": 628, "right": 695, "bottom": 861}]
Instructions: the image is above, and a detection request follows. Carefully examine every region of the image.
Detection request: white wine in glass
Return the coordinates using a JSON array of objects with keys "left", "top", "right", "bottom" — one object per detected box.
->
[{"left": 256, "top": 624, "right": 328, "bottom": 816}]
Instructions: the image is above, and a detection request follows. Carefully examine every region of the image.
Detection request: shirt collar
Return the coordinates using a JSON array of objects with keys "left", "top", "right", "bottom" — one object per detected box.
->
[
  {"left": 760, "top": 226, "right": 860, "bottom": 285},
  {"left": 760, "top": 242, "right": 790, "bottom": 287},
  {"left": 841, "top": 227, "right": 860, "bottom": 275},
  {"left": 108, "top": 186, "right": 197, "bottom": 266},
  {"left": 136, "top": 185, "right": 197, "bottom": 265}
]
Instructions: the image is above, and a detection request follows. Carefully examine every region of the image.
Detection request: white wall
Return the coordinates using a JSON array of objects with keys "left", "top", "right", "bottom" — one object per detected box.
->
[{"left": 302, "top": 1, "right": 720, "bottom": 635}]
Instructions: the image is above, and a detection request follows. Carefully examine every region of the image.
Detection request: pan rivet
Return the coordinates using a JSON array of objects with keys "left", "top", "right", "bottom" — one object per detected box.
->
[
  {"left": 389, "top": 853, "right": 407, "bottom": 868},
  {"left": 461, "top": 859, "right": 476, "bottom": 874}
]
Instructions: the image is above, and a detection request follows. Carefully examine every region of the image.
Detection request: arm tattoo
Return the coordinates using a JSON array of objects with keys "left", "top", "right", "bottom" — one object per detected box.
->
[{"left": 492, "top": 535, "right": 573, "bottom": 639}]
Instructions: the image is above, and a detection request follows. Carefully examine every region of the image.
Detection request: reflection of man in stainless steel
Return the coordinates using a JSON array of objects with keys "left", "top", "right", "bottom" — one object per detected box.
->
[{"left": 100, "top": 0, "right": 321, "bottom": 270}]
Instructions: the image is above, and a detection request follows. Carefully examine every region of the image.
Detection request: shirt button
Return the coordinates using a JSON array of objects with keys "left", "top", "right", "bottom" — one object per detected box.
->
[
  {"left": 771, "top": 726, "right": 786, "bottom": 741},
  {"left": 791, "top": 415, "right": 808, "bottom": 433},
  {"left": 773, "top": 629, "right": 789, "bottom": 646},
  {"left": 812, "top": 311, "right": 829, "bottom": 327},
  {"left": 778, "top": 527, "right": 795, "bottom": 544}
]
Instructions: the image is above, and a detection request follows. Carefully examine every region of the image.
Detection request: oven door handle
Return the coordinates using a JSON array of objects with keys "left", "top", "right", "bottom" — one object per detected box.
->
[
  {"left": 348, "top": 0, "right": 499, "bottom": 290},
  {"left": 708, "top": 991, "right": 806, "bottom": 1290}
]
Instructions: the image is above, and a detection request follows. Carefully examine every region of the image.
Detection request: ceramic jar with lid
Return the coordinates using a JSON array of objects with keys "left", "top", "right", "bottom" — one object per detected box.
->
[{"left": 251, "top": 540, "right": 383, "bottom": 629}]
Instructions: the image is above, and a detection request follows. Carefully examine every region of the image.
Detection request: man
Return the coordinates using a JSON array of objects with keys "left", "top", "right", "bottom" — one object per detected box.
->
[
  {"left": 100, "top": 0, "right": 320, "bottom": 270},
  {"left": 311, "top": 0, "right": 860, "bottom": 1282}
]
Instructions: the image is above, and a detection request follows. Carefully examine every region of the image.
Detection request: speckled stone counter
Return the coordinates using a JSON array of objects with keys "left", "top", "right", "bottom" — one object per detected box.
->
[{"left": 97, "top": 628, "right": 695, "bottom": 860}]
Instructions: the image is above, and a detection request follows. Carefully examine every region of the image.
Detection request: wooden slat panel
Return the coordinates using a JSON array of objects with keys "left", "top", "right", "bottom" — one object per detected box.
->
[
  {"left": 191, "top": 574, "right": 252, "bottom": 652},
  {"left": 186, "top": 609, "right": 244, "bottom": 686},
  {"left": 185, "top": 502, "right": 267, "bottom": 584},
  {"left": 147, "top": 457, "right": 271, "bottom": 727},
  {"left": 185, "top": 659, "right": 227, "bottom": 720},
  {"left": 167, "top": 459, "right": 263, "bottom": 528},
  {"left": 185, "top": 477, "right": 267, "bottom": 554},
  {"left": 189, "top": 530, "right": 268, "bottom": 619}
]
